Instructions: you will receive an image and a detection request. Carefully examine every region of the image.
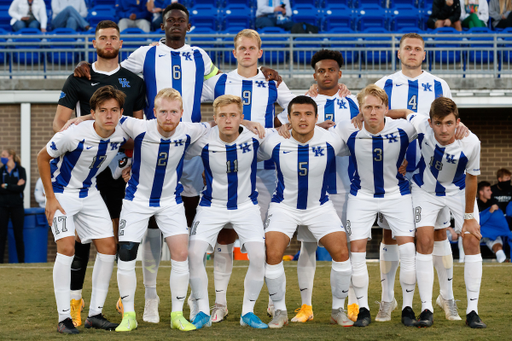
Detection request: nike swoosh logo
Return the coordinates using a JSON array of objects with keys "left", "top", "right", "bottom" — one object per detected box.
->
[
  {"left": 300, "top": 288, "right": 307, "bottom": 291},
  {"left": 215, "top": 290, "right": 223, "bottom": 292},
  {"left": 62, "top": 309, "right": 70, "bottom": 312},
  {"left": 406, "top": 289, "right": 414, "bottom": 292},
  {"left": 269, "top": 292, "right": 277, "bottom": 296},
  {"left": 250, "top": 299, "right": 256, "bottom": 302},
  {"left": 86, "top": 146, "right": 93, "bottom": 150},
  {"left": 98, "top": 306, "right": 103, "bottom": 309},
  {"left": 283, "top": 151, "right": 292, "bottom": 154},
  {"left": 470, "top": 298, "right": 477, "bottom": 301},
  {"left": 91, "top": 82, "right": 100, "bottom": 86},
  {"left": 342, "top": 290, "right": 349, "bottom": 293},
  {"left": 159, "top": 54, "right": 166, "bottom": 57},
  {"left": 357, "top": 296, "right": 363, "bottom": 299},
  {"left": 121, "top": 295, "right": 129, "bottom": 299},
  {"left": 212, "top": 151, "right": 217, "bottom": 153},
  {"left": 177, "top": 296, "right": 185, "bottom": 300},
  {"left": 381, "top": 279, "right": 385, "bottom": 282},
  {"left": 396, "top": 83, "right": 404, "bottom": 87},
  {"left": 448, "top": 278, "right": 453, "bottom": 281}
]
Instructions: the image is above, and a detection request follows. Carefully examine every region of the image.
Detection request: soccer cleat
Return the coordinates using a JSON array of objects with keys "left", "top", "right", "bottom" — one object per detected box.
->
[
  {"left": 353, "top": 307, "right": 371, "bottom": 327},
  {"left": 375, "top": 299, "right": 398, "bottom": 322},
  {"left": 268, "top": 309, "right": 288, "bottom": 329},
  {"left": 70, "top": 298, "right": 84, "bottom": 327},
  {"left": 401, "top": 306, "right": 417, "bottom": 327},
  {"left": 171, "top": 311, "right": 197, "bottom": 331},
  {"left": 115, "top": 311, "right": 137, "bottom": 332},
  {"left": 415, "top": 309, "right": 433, "bottom": 328},
  {"left": 240, "top": 312, "right": 269, "bottom": 329},
  {"left": 143, "top": 296, "right": 160, "bottom": 323},
  {"left": 187, "top": 295, "right": 198, "bottom": 322},
  {"left": 192, "top": 311, "right": 212, "bottom": 329},
  {"left": 436, "top": 295, "right": 461, "bottom": 321},
  {"left": 211, "top": 303, "right": 228, "bottom": 323},
  {"left": 267, "top": 300, "right": 275, "bottom": 318},
  {"left": 116, "top": 297, "right": 124, "bottom": 318},
  {"left": 466, "top": 311, "right": 487, "bottom": 329},
  {"left": 85, "top": 314, "right": 119, "bottom": 331},
  {"left": 57, "top": 318, "right": 80, "bottom": 334},
  {"left": 347, "top": 303, "right": 359, "bottom": 322},
  {"left": 330, "top": 308, "right": 354, "bottom": 327},
  {"left": 291, "top": 304, "right": 314, "bottom": 323}
]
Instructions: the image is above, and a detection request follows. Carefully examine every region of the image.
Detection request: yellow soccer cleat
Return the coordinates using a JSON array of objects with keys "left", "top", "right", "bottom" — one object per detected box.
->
[
  {"left": 115, "top": 311, "right": 137, "bottom": 332},
  {"left": 347, "top": 303, "right": 359, "bottom": 322},
  {"left": 70, "top": 298, "right": 85, "bottom": 327},
  {"left": 171, "top": 311, "right": 197, "bottom": 331},
  {"left": 290, "top": 304, "right": 314, "bottom": 323},
  {"left": 116, "top": 297, "right": 124, "bottom": 318}
]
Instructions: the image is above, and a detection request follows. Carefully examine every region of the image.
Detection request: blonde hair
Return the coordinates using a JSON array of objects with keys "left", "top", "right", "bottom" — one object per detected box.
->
[
  {"left": 213, "top": 95, "right": 243, "bottom": 116},
  {"left": 3, "top": 149, "right": 21, "bottom": 165},
  {"left": 500, "top": 0, "right": 512, "bottom": 14},
  {"left": 399, "top": 33, "right": 425, "bottom": 48},
  {"left": 357, "top": 84, "right": 389, "bottom": 108},
  {"left": 154, "top": 88, "right": 183, "bottom": 110},
  {"left": 234, "top": 29, "right": 262, "bottom": 49}
]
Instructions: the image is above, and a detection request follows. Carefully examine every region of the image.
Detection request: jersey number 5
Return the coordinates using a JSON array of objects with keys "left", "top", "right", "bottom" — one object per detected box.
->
[{"left": 298, "top": 162, "right": 308, "bottom": 176}]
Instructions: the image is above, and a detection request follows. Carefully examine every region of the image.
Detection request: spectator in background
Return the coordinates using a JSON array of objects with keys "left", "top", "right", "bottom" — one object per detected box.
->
[
  {"left": 8, "top": 0, "right": 47, "bottom": 32},
  {"left": 460, "top": 0, "right": 489, "bottom": 28},
  {"left": 51, "top": 0, "right": 90, "bottom": 32},
  {"left": 116, "top": 0, "right": 151, "bottom": 33},
  {"left": 147, "top": 0, "right": 175, "bottom": 32},
  {"left": 428, "top": 0, "right": 462, "bottom": 31},
  {"left": 0, "top": 149, "right": 26, "bottom": 263},
  {"left": 491, "top": 168, "right": 512, "bottom": 212},
  {"left": 256, "top": 0, "right": 294, "bottom": 31},
  {"left": 34, "top": 178, "right": 45, "bottom": 208},
  {"left": 489, "top": 0, "right": 512, "bottom": 29}
]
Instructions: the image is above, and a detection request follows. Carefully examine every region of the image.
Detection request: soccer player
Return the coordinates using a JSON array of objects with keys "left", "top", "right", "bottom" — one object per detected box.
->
[
  {"left": 259, "top": 96, "right": 353, "bottom": 329},
  {"left": 186, "top": 95, "right": 269, "bottom": 329},
  {"left": 336, "top": 85, "right": 418, "bottom": 327},
  {"left": 373, "top": 32, "right": 460, "bottom": 322},
  {"left": 388, "top": 97, "right": 485, "bottom": 328},
  {"left": 37, "top": 86, "right": 129, "bottom": 334}
]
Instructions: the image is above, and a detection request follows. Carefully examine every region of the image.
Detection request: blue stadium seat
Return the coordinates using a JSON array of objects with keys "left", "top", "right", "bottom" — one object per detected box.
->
[
  {"left": 501, "top": 27, "right": 512, "bottom": 62},
  {"left": 362, "top": 27, "right": 392, "bottom": 63},
  {"left": 292, "top": 4, "right": 322, "bottom": 26},
  {"left": 119, "top": 28, "right": 151, "bottom": 61},
  {"left": 293, "top": 36, "right": 327, "bottom": 64},
  {"left": 356, "top": 4, "right": 389, "bottom": 31},
  {"left": 467, "top": 27, "right": 494, "bottom": 64},
  {"left": 396, "top": 26, "right": 425, "bottom": 33},
  {"left": 389, "top": 0, "right": 419, "bottom": 7},
  {"left": 0, "top": 27, "right": 8, "bottom": 64},
  {"left": 323, "top": 0, "right": 355, "bottom": 9},
  {"left": 88, "top": 5, "right": 117, "bottom": 28},
  {"left": 222, "top": 5, "right": 253, "bottom": 30},
  {"left": 221, "top": 26, "right": 247, "bottom": 64},
  {"left": 47, "top": 28, "right": 79, "bottom": 65},
  {"left": 389, "top": 5, "right": 421, "bottom": 31},
  {"left": 0, "top": 6, "right": 12, "bottom": 31},
  {"left": 80, "top": 27, "right": 97, "bottom": 63},
  {"left": 258, "top": 26, "right": 288, "bottom": 64},
  {"left": 322, "top": 4, "right": 354, "bottom": 31},
  {"left": 190, "top": 0, "right": 220, "bottom": 7},
  {"left": 189, "top": 5, "right": 220, "bottom": 31},
  {"left": 294, "top": 0, "right": 321, "bottom": 6},
  {"left": 224, "top": 0, "right": 254, "bottom": 6},
  {"left": 356, "top": 0, "right": 387, "bottom": 9},
  {"left": 13, "top": 28, "right": 44, "bottom": 64},
  {"left": 188, "top": 27, "right": 218, "bottom": 63},
  {"left": 432, "top": 27, "right": 463, "bottom": 63},
  {"left": 94, "top": 0, "right": 117, "bottom": 6},
  {"left": 327, "top": 27, "right": 359, "bottom": 64}
]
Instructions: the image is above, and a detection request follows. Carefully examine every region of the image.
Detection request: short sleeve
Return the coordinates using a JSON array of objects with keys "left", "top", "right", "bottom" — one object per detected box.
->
[
  {"left": 184, "top": 122, "right": 210, "bottom": 144},
  {"left": 465, "top": 135, "right": 481, "bottom": 176},
  {"left": 46, "top": 128, "right": 75, "bottom": 158},
  {"left": 275, "top": 81, "right": 295, "bottom": 111},
  {"left": 406, "top": 113, "right": 428, "bottom": 136},
  {"left": 58, "top": 75, "right": 80, "bottom": 110},
  {"left": 258, "top": 131, "right": 278, "bottom": 161},
  {"left": 118, "top": 116, "right": 145, "bottom": 138},
  {"left": 201, "top": 74, "right": 220, "bottom": 103},
  {"left": 331, "top": 120, "right": 354, "bottom": 143},
  {"left": 185, "top": 134, "right": 207, "bottom": 160},
  {"left": 399, "top": 119, "right": 418, "bottom": 142},
  {"left": 120, "top": 46, "right": 151, "bottom": 74},
  {"left": 199, "top": 48, "right": 218, "bottom": 80}
]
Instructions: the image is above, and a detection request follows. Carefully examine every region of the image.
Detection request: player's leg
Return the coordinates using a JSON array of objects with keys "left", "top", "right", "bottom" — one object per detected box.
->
[
  {"left": 212, "top": 227, "right": 237, "bottom": 322},
  {"left": 70, "top": 236, "right": 90, "bottom": 327},
  {"left": 293, "top": 227, "right": 317, "bottom": 323},
  {"left": 488, "top": 237, "right": 506, "bottom": 263},
  {"left": 142, "top": 218, "right": 162, "bottom": 323},
  {"left": 415, "top": 225, "right": 436, "bottom": 327},
  {"left": 377, "top": 217, "right": 400, "bottom": 317}
]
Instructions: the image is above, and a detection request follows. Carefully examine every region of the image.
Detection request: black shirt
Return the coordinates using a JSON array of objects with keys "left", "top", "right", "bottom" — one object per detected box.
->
[
  {"left": 491, "top": 183, "right": 512, "bottom": 212},
  {"left": 0, "top": 163, "right": 26, "bottom": 207},
  {"left": 477, "top": 197, "right": 498, "bottom": 212}
]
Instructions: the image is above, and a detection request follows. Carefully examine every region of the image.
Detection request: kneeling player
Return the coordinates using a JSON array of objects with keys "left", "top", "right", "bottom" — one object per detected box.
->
[{"left": 37, "top": 86, "right": 128, "bottom": 334}]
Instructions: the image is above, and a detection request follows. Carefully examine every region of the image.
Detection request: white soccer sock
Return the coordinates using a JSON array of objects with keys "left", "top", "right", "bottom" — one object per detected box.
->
[
  {"left": 464, "top": 254, "right": 482, "bottom": 315},
  {"left": 347, "top": 285, "right": 357, "bottom": 306},
  {"left": 331, "top": 259, "right": 352, "bottom": 310},
  {"left": 433, "top": 239, "right": 454, "bottom": 300},
  {"left": 188, "top": 240, "right": 210, "bottom": 315},
  {"left": 380, "top": 243, "right": 399, "bottom": 302},
  {"left": 70, "top": 290, "right": 82, "bottom": 301},
  {"left": 350, "top": 252, "right": 369, "bottom": 310},
  {"left": 458, "top": 236, "right": 465, "bottom": 263},
  {"left": 496, "top": 249, "right": 506, "bottom": 263},
  {"left": 117, "top": 259, "right": 137, "bottom": 313},
  {"left": 214, "top": 242, "right": 234, "bottom": 306},
  {"left": 297, "top": 241, "right": 317, "bottom": 306},
  {"left": 242, "top": 242, "right": 265, "bottom": 315},
  {"left": 265, "top": 262, "right": 287, "bottom": 311},
  {"left": 398, "top": 243, "right": 416, "bottom": 309},
  {"left": 54, "top": 253, "right": 73, "bottom": 322},
  {"left": 170, "top": 259, "right": 189, "bottom": 313},
  {"left": 416, "top": 252, "right": 434, "bottom": 312},
  {"left": 89, "top": 252, "right": 115, "bottom": 317},
  {"left": 142, "top": 229, "right": 162, "bottom": 300}
]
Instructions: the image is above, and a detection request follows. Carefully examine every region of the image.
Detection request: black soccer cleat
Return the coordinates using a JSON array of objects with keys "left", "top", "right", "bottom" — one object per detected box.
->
[
  {"left": 57, "top": 317, "right": 80, "bottom": 334},
  {"left": 466, "top": 311, "right": 487, "bottom": 329},
  {"left": 401, "top": 306, "right": 417, "bottom": 327},
  {"left": 85, "top": 314, "right": 119, "bottom": 331},
  {"left": 415, "top": 309, "right": 433, "bottom": 328},
  {"left": 353, "top": 307, "right": 371, "bottom": 327}
]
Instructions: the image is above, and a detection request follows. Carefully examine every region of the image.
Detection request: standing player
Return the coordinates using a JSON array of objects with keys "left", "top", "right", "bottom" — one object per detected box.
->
[{"left": 37, "top": 86, "right": 129, "bottom": 334}]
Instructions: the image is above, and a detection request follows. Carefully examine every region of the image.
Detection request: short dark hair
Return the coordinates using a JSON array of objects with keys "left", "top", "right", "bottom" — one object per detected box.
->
[
  {"left": 399, "top": 33, "right": 425, "bottom": 48},
  {"left": 310, "top": 49, "right": 344, "bottom": 69},
  {"left": 95, "top": 20, "right": 120, "bottom": 36},
  {"left": 162, "top": 3, "right": 189, "bottom": 22},
  {"left": 429, "top": 97, "right": 459, "bottom": 121},
  {"left": 478, "top": 181, "right": 491, "bottom": 193},
  {"left": 287, "top": 96, "right": 318, "bottom": 117},
  {"left": 90, "top": 85, "right": 126, "bottom": 111},
  {"left": 497, "top": 168, "right": 512, "bottom": 180}
]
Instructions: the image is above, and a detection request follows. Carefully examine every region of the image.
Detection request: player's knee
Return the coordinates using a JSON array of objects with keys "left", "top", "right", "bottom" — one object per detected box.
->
[
  {"left": 118, "top": 241, "right": 139, "bottom": 262},
  {"left": 171, "top": 248, "right": 188, "bottom": 262}
]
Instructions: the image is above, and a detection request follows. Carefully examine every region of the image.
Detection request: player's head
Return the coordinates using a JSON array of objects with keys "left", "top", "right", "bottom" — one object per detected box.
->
[
  {"left": 213, "top": 95, "right": 244, "bottom": 142},
  {"left": 162, "top": 3, "right": 191, "bottom": 41},
  {"left": 154, "top": 88, "right": 183, "bottom": 135},
  {"left": 233, "top": 29, "right": 263, "bottom": 68},
  {"left": 93, "top": 20, "right": 122, "bottom": 60},
  {"left": 1, "top": 149, "right": 21, "bottom": 165},
  {"left": 496, "top": 168, "right": 511, "bottom": 183},
  {"left": 477, "top": 181, "right": 492, "bottom": 201},
  {"left": 288, "top": 96, "right": 318, "bottom": 139},
  {"left": 311, "top": 49, "right": 344, "bottom": 92},
  {"left": 398, "top": 33, "right": 426, "bottom": 70},
  {"left": 428, "top": 97, "right": 460, "bottom": 145},
  {"left": 357, "top": 85, "right": 388, "bottom": 134},
  {"left": 90, "top": 85, "right": 125, "bottom": 134}
]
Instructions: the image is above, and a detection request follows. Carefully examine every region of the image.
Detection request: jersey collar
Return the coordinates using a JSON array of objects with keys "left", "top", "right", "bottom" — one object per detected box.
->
[{"left": 92, "top": 62, "right": 120, "bottom": 76}]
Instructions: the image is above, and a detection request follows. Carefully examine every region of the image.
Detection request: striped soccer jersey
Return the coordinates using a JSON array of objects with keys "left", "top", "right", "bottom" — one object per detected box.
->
[
  {"left": 258, "top": 126, "right": 348, "bottom": 210},
  {"left": 407, "top": 113, "right": 481, "bottom": 196},
  {"left": 118, "top": 117, "right": 209, "bottom": 207},
  {"left": 47, "top": 121, "right": 128, "bottom": 197}
]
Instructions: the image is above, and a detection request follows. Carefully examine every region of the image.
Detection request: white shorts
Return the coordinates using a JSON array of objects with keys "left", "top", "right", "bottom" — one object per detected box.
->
[
  {"left": 347, "top": 194, "right": 415, "bottom": 241},
  {"left": 118, "top": 199, "right": 189, "bottom": 242},
  {"left": 482, "top": 236, "right": 503, "bottom": 250},
  {"left": 256, "top": 168, "right": 277, "bottom": 221},
  {"left": 378, "top": 201, "right": 450, "bottom": 230},
  {"left": 51, "top": 191, "right": 113, "bottom": 244},
  {"left": 265, "top": 201, "right": 345, "bottom": 242},
  {"left": 181, "top": 156, "right": 204, "bottom": 197},
  {"left": 190, "top": 202, "right": 265, "bottom": 252}
]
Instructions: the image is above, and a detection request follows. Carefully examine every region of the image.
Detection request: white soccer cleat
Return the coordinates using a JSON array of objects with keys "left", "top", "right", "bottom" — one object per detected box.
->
[
  {"left": 187, "top": 295, "right": 199, "bottom": 322},
  {"left": 210, "top": 303, "right": 228, "bottom": 323},
  {"left": 436, "top": 295, "right": 461, "bottom": 321},
  {"left": 375, "top": 299, "right": 397, "bottom": 322},
  {"left": 267, "top": 300, "right": 275, "bottom": 318},
  {"left": 330, "top": 308, "right": 354, "bottom": 327},
  {"left": 268, "top": 309, "right": 288, "bottom": 329},
  {"left": 142, "top": 296, "right": 160, "bottom": 323}
]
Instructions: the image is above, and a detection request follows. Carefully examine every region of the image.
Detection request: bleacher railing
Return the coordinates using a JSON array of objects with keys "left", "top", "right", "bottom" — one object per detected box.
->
[{"left": 0, "top": 32, "right": 511, "bottom": 78}]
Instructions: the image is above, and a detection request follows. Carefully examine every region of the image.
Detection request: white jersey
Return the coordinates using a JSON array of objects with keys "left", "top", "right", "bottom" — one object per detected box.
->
[
  {"left": 258, "top": 127, "right": 348, "bottom": 210},
  {"left": 335, "top": 118, "right": 417, "bottom": 199},
  {"left": 118, "top": 116, "right": 209, "bottom": 207},
  {"left": 407, "top": 113, "right": 481, "bottom": 196},
  {"left": 47, "top": 121, "right": 128, "bottom": 197},
  {"left": 121, "top": 43, "right": 217, "bottom": 122}
]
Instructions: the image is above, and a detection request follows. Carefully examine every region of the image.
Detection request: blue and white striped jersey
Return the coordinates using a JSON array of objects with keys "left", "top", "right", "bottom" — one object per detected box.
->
[
  {"left": 335, "top": 118, "right": 417, "bottom": 199},
  {"left": 186, "top": 126, "right": 272, "bottom": 209},
  {"left": 47, "top": 121, "right": 128, "bottom": 197},
  {"left": 118, "top": 117, "right": 209, "bottom": 207},
  {"left": 258, "top": 127, "right": 348, "bottom": 210},
  {"left": 407, "top": 114, "right": 481, "bottom": 196},
  {"left": 121, "top": 43, "right": 218, "bottom": 122}
]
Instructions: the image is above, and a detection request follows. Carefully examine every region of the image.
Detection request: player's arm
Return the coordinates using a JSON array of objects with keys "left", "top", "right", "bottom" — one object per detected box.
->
[
  {"left": 462, "top": 173, "right": 481, "bottom": 240},
  {"left": 241, "top": 120, "right": 265, "bottom": 138},
  {"left": 53, "top": 105, "right": 77, "bottom": 132},
  {"left": 305, "top": 83, "right": 351, "bottom": 98},
  {"left": 133, "top": 110, "right": 144, "bottom": 119},
  {"left": 37, "top": 146, "right": 65, "bottom": 224},
  {"left": 386, "top": 109, "right": 413, "bottom": 119}
]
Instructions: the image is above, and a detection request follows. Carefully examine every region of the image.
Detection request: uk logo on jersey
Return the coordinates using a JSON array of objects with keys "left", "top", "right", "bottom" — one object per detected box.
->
[
  {"left": 182, "top": 52, "right": 192, "bottom": 61},
  {"left": 110, "top": 142, "right": 120, "bottom": 151},
  {"left": 337, "top": 99, "right": 347, "bottom": 109},
  {"left": 445, "top": 154, "right": 456, "bottom": 164},
  {"left": 50, "top": 142, "right": 58, "bottom": 151},
  {"left": 422, "top": 83, "right": 432, "bottom": 92},
  {"left": 173, "top": 139, "right": 183, "bottom": 147},
  {"left": 59, "top": 92, "right": 66, "bottom": 99},
  {"left": 255, "top": 81, "right": 266, "bottom": 88},
  {"left": 312, "top": 146, "right": 324, "bottom": 157},
  {"left": 118, "top": 78, "right": 130, "bottom": 88},
  {"left": 240, "top": 142, "right": 251, "bottom": 153},
  {"left": 384, "top": 133, "right": 398, "bottom": 143}
]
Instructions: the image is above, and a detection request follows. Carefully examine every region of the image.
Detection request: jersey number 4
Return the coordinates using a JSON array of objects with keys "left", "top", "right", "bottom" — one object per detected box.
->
[{"left": 408, "top": 95, "right": 417, "bottom": 111}]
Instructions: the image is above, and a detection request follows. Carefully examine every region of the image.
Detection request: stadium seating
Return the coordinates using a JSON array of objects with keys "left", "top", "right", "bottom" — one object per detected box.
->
[
  {"left": 221, "top": 26, "right": 246, "bottom": 64},
  {"left": 12, "top": 28, "right": 44, "bottom": 64},
  {"left": 119, "top": 28, "right": 151, "bottom": 61},
  {"left": 188, "top": 26, "right": 219, "bottom": 63},
  {"left": 0, "top": 27, "right": 7, "bottom": 64},
  {"left": 356, "top": 4, "right": 389, "bottom": 31},
  {"left": 80, "top": 27, "right": 97, "bottom": 63},
  {"left": 0, "top": 6, "right": 11, "bottom": 31},
  {"left": 389, "top": 4, "right": 421, "bottom": 31},
  {"left": 500, "top": 27, "right": 512, "bottom": 63},
  {"left": 356, "top": 0, "right": 387, "bottom": 8},
  {"left": 258, "top": 26, "right": 288, "bottom": 64},
  {"left": 362, "top": 27, "right": 393, "bottom": 64},
  {"left": 327, "top": 27, "right": 359, "bottom": 64},
  {"left": 293, "top": 36, "right": 328, "bottom": 64},
  {"left": 47, "top": 28, "right": 79, "bottom": 65},
  {"left": 87, "top": 5, "right": 117, "bottom": 28},
  {"left": 189, "top": 5, "right": 220, "bottom": 31},
  {"left": 322, "top": 4, "right": 354, "bottom": 31},
  {"left": 292, "top": 4, "right": 322, "bottom": 27},
  {"left": 431, "top": 27, "right": 463, "bottom": 64},
  {"left": 323, "top": 0, "right": 354, "bottom": 9},
  {"left": 467, "top": 27, "right": 494, "bottom": 64},
  {"left": 221, "top": 4, "right": 253, "bottom": 30}
]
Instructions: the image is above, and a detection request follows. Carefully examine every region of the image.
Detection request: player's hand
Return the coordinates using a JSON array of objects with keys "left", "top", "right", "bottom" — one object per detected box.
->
[
  {"left": 455, "top": 122, "right": 470, "bottom": 140},
  {"left": 17, "top": 179, "right": 25, "bottom": 186},
  {"left": 277, "top": 123, "right": 292, "bottom": 138},
  {"left": 41, "top": 28, "right": 47, "bottom": 33},
  {"left": 261, "top": 66, "right": 282, "bottom": 86},
  {"left": 444, "top": 18, "right": 452, "bottom": 26},
  {"left": 74, "top": 61, "right": 91, "bottom": 80},
  {"left": 45, "top": 197, "right": 66, "bottom": 226},
  {"left": 305, "top": 84, "right": 319, "bottom": 97},
  {"left": 317, "top": 120, "right": 335, "bottom": 130},
  {"left": 351, "top": 112, "right": 364, "bottom": 130},
  {"left": 337, "top": 83, "right": 351, "bottom": 97},
  {"left": 60, "top": 117, "right": 84, "bottom": 131},
  {"left": 130, "top": 13, "right": 137, "bottom": 20},
  {"left": 243, "top": 120, "right": 265, "bottom": 138},
  {"left": 447, "top": 227, "right": 458, "bottom": 240},
  {"left": 21, "top": 16, "right": 30, "bottom": 21},
  {"left": 461, "top": 218, "right": 481, "bottom": 240},
  {"left": 398, "top": 160, "right": 408, "bottom": 175},
  {"left": 122, "top": 166, "right": 132, "bottom": 183},
  {"left": 490, "top": 204, "right": 499, "bottom": 213}
]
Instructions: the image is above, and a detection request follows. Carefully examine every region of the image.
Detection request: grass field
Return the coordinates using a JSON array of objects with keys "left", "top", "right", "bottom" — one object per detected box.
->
[{"left": 0, "top": 261, "right": 510, "bottom": 340}]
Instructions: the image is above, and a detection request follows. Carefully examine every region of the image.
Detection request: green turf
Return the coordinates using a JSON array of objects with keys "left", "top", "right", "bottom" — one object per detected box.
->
[{"left": 0, "top": 261, "right": 510, "bottom": 340}]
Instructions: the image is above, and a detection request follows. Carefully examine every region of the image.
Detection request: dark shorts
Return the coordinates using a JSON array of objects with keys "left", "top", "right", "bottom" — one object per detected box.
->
[{"left": 97, "top": 169, "right": 126, "bottom": 220}]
